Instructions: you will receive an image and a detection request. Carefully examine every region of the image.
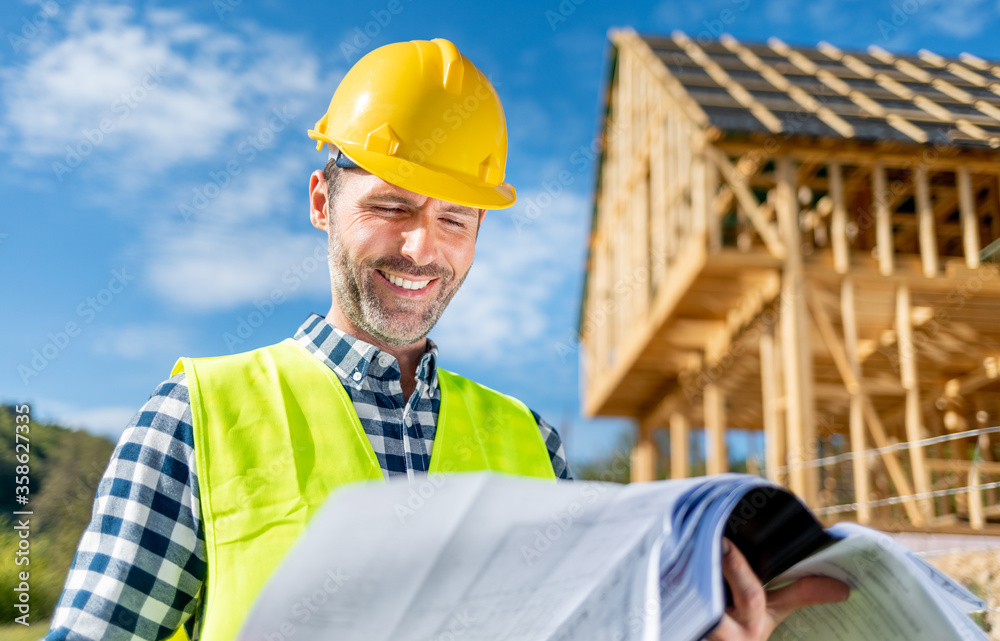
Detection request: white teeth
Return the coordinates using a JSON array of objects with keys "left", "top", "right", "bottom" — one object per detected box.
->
[{"left": 380, "top": 270, "right": 431, "bottom": 290}]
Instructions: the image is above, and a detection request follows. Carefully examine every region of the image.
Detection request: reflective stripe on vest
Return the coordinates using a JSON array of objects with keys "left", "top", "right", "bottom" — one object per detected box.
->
[{"left": 168, "top": 338, "right": 555, "bottom": 641}]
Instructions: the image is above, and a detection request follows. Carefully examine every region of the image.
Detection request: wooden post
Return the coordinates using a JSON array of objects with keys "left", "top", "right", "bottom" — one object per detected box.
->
[
  {"left": 968, "top": 464, "right": 984, "bottom": 531},
  {"left": 678, "top": 120, "right": 692, "bottom": 240},
  {"left": 829, "top": 161, "right": 849, "bottom": 274},
  {"left": 914, "top": 166, "right": 938, "bottom": 278},
  {"left": 596, "top": 237, "right": 609, "bottom": 370},
  {"left": 873, "top": 161, "right": 894, "bottom": 276},
  {"left": 631, "top": 422, "right": 657, "bottom": 483},
  {"left": 806, "top": 291, "right": 925, "bottom": 525},
  {"left": 841, "top": 278, "right": 871, "bottom": 523},
  {"left": 705, "top": 383, "right": 728, "bottom": 475},
  {"left": 633, "top": 157, "right": 650, "bottom": 323},
  {"left": 957, "top": 165, "right": 981, "bottom": 269},
  {"left": 692, "top": 149, "right": 711, "bottom": 246},
  {"left": 896, "top": 285, "right": 933, "bottom": 521},
  {"left": 650, "top": 99, "right": 668, "bottom": 294},
  {"left": 776, "top": 156, "right": 818, "bottom": 505},
  {"left": 666, "top": 113, "right": 679, "bottom": 260},
  {"left": 760, "top": 323, "right": 785, "bottom": 484},
  {"left": 670, "top": 412, "right": 690, "bottom": 479}
]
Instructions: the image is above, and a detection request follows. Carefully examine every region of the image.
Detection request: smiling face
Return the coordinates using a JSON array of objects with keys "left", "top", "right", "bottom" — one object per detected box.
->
[{"left": 310, "top": 168, "right": 483, "bottom": 347}]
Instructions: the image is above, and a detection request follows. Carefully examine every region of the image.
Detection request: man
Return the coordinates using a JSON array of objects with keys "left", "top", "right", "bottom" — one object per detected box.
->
[{"left": 46, "top": 38, "right": 846, "bottom": 641}]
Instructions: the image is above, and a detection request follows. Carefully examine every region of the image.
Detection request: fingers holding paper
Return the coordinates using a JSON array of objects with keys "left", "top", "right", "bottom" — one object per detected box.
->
[{"left": 706, "top": 538, "right": 851, "bottom": 641}]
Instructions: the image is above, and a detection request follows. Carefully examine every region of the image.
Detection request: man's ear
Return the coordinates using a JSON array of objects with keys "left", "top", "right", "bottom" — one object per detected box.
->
[
  {"left": 309, "top": 169, "right": 330, "bottom": 231},
  {"left": 476, "top": 209, "right": 486, "bottom": 239}
]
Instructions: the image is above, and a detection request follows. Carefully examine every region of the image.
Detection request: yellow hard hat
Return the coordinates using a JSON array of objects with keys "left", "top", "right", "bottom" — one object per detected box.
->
[{"left": 309, "top": 38, "right": 516, "bottom": 210}]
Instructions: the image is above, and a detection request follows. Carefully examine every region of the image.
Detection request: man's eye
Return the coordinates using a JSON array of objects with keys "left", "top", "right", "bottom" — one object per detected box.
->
[
  {"left": 443, "top": 218, "right": 465, "bottom": 227},
  {"left": 374, "top": 206, "right": 403, "bottom": 214}
]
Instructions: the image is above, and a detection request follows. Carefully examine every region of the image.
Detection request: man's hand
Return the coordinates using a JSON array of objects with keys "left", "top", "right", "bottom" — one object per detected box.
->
[{"left": 706, "top": 538, "right": 850, "bottom": 641}]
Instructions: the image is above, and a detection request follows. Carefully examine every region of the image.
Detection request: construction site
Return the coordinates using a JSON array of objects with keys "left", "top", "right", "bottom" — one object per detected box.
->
[{"left": 580, "top": 29, "right": 1000, "bottom": 535}]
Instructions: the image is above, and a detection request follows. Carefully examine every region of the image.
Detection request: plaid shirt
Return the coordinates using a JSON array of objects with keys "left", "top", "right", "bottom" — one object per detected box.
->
[{"left": 46, "top": 314, "right": 571, "bottom": 640}]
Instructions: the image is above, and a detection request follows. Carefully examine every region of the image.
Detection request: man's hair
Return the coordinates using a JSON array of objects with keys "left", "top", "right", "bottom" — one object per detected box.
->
[{"left": 323, "top": 157, "right": 346, "bottom": 209}]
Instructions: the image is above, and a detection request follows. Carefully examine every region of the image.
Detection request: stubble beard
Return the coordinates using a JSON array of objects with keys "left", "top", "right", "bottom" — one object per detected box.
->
[{"left": 327, "top": 224, "right": 469, "bottom": 346}]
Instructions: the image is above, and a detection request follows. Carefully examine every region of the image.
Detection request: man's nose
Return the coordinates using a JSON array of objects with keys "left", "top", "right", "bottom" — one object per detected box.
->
[{"left": 399, "top": 217, "right": 439, "bottom": 266}]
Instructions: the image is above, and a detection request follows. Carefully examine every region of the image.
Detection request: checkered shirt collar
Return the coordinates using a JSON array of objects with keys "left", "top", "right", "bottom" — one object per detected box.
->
[{"left": 293, "top": 313, "right": 439, "bottom": 390}]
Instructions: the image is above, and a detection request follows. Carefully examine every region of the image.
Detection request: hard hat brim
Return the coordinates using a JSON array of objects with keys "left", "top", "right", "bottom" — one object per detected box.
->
[{"left": 329, "top": 141, "right": 517, "bottom": 211}]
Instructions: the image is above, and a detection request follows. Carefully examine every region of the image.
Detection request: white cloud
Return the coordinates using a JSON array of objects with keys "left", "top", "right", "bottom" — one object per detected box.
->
[
  {"left": 0, "top": 2, "right": 333, "bottom": 175},
  {"left": 922, "top": 0, "right": 994, "bottom": 38},
  {"left": 433, "top": 189, "right": 589, "bottom": 364},
  {"left": 91, "top": 323, "right": 187, "bottom": 359},
  {"left": 0, "top": 3, "right": 341, "bottom": 312},
  {"left": 34, "top": 398, "right": 137, "bottom": 442},
  {"left": 148, "top": 227, "right": 330, "bottom": 311},
  {"left": 146, "top": 152, "right": 331, "bottom": 311}
]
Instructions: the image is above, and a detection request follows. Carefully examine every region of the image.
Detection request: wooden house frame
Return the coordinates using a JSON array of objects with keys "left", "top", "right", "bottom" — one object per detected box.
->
[{"left": 581, "top": 29, "right": 1000, "bottom": 532}]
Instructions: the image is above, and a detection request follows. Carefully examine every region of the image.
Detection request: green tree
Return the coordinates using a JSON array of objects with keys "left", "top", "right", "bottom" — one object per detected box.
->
[{"left": 1, "top": 404, "right": 115, "bottom": 623}]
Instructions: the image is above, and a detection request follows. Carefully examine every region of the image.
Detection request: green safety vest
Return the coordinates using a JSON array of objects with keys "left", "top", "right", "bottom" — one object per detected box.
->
[{"left": 168, "top": 338, "right": 555, "bottom": 641}]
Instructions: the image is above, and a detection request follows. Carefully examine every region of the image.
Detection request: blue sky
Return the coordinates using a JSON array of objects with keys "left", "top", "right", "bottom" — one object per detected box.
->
[{"left": 3, "top": 0, "right": 1000, "bottom": 467}]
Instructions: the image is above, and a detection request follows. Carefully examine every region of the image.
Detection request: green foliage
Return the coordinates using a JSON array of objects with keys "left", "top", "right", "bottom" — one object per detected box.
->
[
  {"left": 0, "top": 404, "right": 115, "bottom": 625},
  {"left": 0, "top": 621, "right": 48, "bottom": 641}
]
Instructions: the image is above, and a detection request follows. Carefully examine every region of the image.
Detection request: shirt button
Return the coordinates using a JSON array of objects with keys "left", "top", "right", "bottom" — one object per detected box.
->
[
  {"left": 378, "top": 354, "right": 393, "bottom": 368},
  {"left": 352, "top": 371, "right": 362, "bottom": 382},
  {"left": 404, "top": 414, "right": 412, "bottom": 426}
]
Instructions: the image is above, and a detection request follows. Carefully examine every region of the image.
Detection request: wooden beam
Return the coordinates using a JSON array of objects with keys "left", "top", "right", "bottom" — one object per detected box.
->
[
  {"left": 631, "top": 422, "right": 657, "bottom": 483},
  {"left": 776, "top": 156, "right": 817, "bottom": 505},
  {"left": 673, "top": 31, "right": 783, "bottom": 134},
  {"left": 927, "top": 458, "right": 1000, "bottom": 475},
  {"left": 841, "top": 278, "right": 871, "bottom": 524},
  {"left": 705, "top": 383, "right": 727, "bottom": 476},
  {"left": 670, "top": 412, "right": 690, "bottom": 479},
  {"left": 583, "top": 239, "right": 708, "bottom": 417},
  {"left": 804, "top": 260, "right": 1000, "bottom": 293},
  {"left": 914, "top": 166, "right": 939, "bottom": 278},
  {"left": 896, "top": 285, "right": 933, "bottom": 521},
  {"left": 957, "top": 165, "right": 982, "bottom": 269},
  {"left": 665, "top": 106, "right": 678, "bottom": 262},
  {"left": 705, "top": 144, "right": 786, "bottom": 258},
  {"left": 611, "top": 28, "right": 712, "bottom": 130},
  {"left": 968, "top": 465, "right": 985, "bottom": 531},
  {"left": 714, "top": 139, "right": 1000, "bottom": 174},
  {"left": 873, "top": 161, "right": 894, "bottom": 276},
  {"left": 805, "top": 290, "right": 924, "bottom": 525},
  {"left": 829, "top": 161, "right": 849, "bottom": 274},
  {"left": 692, "top": 149, "right": 712, "bottom": 248},
  {"left": 650, "top": 95, "right": 668, "bottom": 295},
  {"left": 759, "top": 324, "right": 785, "bottom": 484},
  {"left": 722, "top": 34, "right": 854, "bottom": 137}
]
